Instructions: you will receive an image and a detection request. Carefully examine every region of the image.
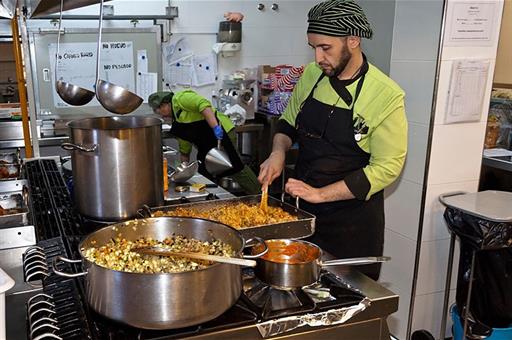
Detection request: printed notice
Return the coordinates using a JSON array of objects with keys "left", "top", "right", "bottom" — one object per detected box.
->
[
  {"left": 447, "top": 2, "right": 497, "bottom": 45},
  {"left": 136, "top": 72, "right": 157, "bottom": 102}
]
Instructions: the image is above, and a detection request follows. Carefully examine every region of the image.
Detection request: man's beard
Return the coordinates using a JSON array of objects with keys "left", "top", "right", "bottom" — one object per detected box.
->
[{"left": 322, "top": 44, "right": 352, "bottom": 78}]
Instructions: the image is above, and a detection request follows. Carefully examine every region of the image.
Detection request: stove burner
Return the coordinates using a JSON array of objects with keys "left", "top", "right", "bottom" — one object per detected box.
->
[{"left": 241, "top": 269, "right": 365, "bottom": 320}]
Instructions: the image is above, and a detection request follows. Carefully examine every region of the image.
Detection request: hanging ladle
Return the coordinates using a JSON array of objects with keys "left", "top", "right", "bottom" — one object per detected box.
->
[
  {"left": 54, "top": 0, "right": 95, "bottom": 106},
  {"left": 95, "top": 0, "right": 142, "bottom": 114}
]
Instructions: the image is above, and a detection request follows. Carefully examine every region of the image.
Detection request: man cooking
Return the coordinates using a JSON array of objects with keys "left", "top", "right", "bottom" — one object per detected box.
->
[
  {"left": 258, "top": 0, "right": 407, "bottom": 280},
  {"left": 149, "top": 90, "right": 260, "bottom": 195}
]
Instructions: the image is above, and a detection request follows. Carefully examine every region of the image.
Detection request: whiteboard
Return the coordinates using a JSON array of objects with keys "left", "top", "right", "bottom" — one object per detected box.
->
[{"left": 28, "top": 27, "right": 161, "bottom": 118}]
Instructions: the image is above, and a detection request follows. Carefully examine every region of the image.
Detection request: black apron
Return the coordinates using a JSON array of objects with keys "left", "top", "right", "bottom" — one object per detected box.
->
[
  {"left": 295, "top": 72, "right": 384, "bottom": 280},
  {"left": 169, "top": 109, "right": 244, "bottom": 178}
]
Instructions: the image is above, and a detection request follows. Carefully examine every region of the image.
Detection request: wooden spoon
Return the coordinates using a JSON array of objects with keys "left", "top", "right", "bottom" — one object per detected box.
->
[
  {"left": 260, "top": 184, "right": 268, "bottom": 212},
  {"left": 132, "top": 247, "right": 257, "bottom": 267}
]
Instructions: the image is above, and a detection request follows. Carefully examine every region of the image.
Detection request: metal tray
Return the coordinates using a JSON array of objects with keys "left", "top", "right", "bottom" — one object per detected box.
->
[
  {"left": 0, "top": 149, "right": 20, "bottom": 164},
  {"left": 0, "top": 192, "right": 30, "bottom": 227},
  {"left": 0, "top": 164, "right": 21, "bottom": 180},
  {"left": 147, "top": 194, "right": 316, "bottom": 240}
]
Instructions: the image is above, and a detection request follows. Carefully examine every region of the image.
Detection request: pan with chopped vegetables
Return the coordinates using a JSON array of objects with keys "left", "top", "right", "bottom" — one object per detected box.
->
[{"left": 52, "top": 217, "right": 267, "bottom": 330}]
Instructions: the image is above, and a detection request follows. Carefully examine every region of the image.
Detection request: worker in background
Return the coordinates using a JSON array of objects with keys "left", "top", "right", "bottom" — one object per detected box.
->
[
  {"left": 149, "top": 90, "right": 260, "bottom": 195},
  {"left": 258, "top": 0, "right": 408, "bottom": 280}
]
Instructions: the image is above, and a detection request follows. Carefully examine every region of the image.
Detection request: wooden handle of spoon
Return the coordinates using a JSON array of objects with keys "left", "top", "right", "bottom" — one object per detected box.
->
[{"left": 132, "top": 247, "right": 257, "bottom": 267}]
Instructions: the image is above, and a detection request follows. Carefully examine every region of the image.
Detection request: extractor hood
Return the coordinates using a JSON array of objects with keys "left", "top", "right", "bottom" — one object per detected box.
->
[
  {"left": 27, "top": 0, "right": 111, "bottom": 18},
  {"left": 0, "top": 0, "right": 16, "bottom": 19}
]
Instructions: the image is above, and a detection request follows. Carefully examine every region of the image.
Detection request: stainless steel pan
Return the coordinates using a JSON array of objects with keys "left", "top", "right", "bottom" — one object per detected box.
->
[
  {"left": 52, "top": 217, "right": 267, "bottom": 329},
  {"left": 252, "top": 239, "right": 390, "bottom": 288}
]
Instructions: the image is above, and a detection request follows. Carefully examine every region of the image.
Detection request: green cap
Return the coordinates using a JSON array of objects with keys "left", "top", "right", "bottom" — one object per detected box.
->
[{"left": 148, "top": 91, "right": 173, "bottom": 110}]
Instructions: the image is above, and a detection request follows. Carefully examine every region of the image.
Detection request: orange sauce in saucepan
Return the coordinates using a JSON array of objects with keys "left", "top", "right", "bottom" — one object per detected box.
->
[{"left": 255, "top": 240, "right": 320, "bottom": 264}]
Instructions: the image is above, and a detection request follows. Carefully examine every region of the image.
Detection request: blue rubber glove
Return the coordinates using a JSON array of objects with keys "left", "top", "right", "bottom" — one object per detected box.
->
[{"left": 213, "top": 125, "right": 224, "bottom": 140}]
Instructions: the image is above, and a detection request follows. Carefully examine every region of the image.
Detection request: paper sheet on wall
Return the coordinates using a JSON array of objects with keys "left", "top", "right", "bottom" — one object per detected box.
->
[
  {"left": 49, "top": 42, "right": 97, "bottom": 107},
  {"left": 166, "top": 56, "right": 194, "bottom": 86},
  {"left": 136, "top": 72, "right": 157, "bottom": 103},
  {"left": 445, "top": 59, "right": 490, "bottom": 124},
  {"left": 49, "top": 41, "right": 135, "bottom": 108},
  {"left": 446, "top": 2, "right": 497, "bottom": 46},
  {"left": 100, "top": 41, "right": 135, "bottom": 91},
  {"left": 137, "top": 49, "right": 148, "bottom": 74},
  {"left": 163, "top": 37, "right": 193, "bottom": 65},
  {"left": 192, "top": 54, "right": 216, "bottom": 87}
]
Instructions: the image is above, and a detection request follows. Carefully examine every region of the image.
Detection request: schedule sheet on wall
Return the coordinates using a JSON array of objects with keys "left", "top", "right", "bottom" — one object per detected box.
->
[{"left": 445, "top": 59, "right": 490, "bottom": 124}]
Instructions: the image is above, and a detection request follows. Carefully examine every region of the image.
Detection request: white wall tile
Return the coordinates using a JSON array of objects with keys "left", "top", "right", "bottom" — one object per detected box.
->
[
  {"left": 415, "top": 238, "right": 460, "bottom": 295},
  {"left": 380, "top": 229, "right": 416, "bottom": 340},
  {"left": 241, "top": 1, "right": 310, "bottom": 28},
  {"left": 384, "top": 178, "right": 423, "bottom": 241},
  {"left": 401, "top": 123, "right": 429, "bottom": 185},
  {"left": 427, "top": 122, "right": 487, "bottom": 185},
  {"left": 432, "top": 60, "right": 453, "bottom": 126},
  {"left": 380, "top": 229, "right": 417, "bottom": 298},
  {"left": 390, "top": 61, "right": 437, "bottom": 126},
  {"left": 421, "top": 181, "right": 480, "bottom": 242},
  {"left": 412, "top": 289, "right": 457, "bottom": 339},
  {"left": 391, "top": 0, "right": 444, "bottom": 61}
]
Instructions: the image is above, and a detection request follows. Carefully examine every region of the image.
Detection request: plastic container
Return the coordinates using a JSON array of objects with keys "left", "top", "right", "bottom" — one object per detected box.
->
[
  {"left": 0, "top": 267, "right": 15, "bottom": 340},
  {"left": 451, "top": 305, "right": 512, "bottom": 340}
]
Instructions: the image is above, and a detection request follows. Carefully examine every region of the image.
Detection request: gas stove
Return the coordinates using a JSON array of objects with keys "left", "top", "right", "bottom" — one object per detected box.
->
[{"left": 2, "top": 158, "right": 398, "bottom": 340}]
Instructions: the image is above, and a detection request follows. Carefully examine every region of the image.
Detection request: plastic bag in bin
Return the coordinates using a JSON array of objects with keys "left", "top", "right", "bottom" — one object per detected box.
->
[{"left": 444, "top": 207, "right": 512, "bottom": 328}]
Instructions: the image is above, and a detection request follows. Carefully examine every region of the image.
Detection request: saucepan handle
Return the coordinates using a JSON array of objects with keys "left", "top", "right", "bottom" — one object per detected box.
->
[
  {"left": 242, "top": 237, "right": 268, "bottom": 259},
  {"left": 61, "top": 142, "right": 98, "bottom": 152},
  {"left": 322, "top": 256, "right": 391, "bottom": 267},
  {"left": 52, "top": 256, "right": 88, "bottom": 278}
]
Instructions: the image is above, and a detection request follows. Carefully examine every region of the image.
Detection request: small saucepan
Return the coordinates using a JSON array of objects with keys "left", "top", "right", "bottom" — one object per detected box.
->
[{"left": 252, "top": 239, "right": 390, "bottom": 288}]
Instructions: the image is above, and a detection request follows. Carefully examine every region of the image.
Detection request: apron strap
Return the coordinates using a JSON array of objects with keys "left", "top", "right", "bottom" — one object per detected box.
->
[
  {"left": 295, "top": 73, "right": 325, "bottom": 129},
  {"left": 352, "top": 74, "right": 365, "bottom": 108}
]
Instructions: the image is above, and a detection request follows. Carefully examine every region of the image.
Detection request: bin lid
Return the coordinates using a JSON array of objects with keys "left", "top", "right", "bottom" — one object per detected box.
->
[{"left": 439, "top": 190, "right": 512, "bottom": 222}]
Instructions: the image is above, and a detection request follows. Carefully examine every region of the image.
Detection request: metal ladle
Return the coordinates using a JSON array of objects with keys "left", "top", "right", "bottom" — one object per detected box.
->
[
  {"left": 54, "top": 0, "right": 94, "bottom": 106},
  {"left": 205, "top": 140, "right": 233, "bottom": 175},
  {"left": 95, "top": 0, "right": 142, "bottom": 114}
]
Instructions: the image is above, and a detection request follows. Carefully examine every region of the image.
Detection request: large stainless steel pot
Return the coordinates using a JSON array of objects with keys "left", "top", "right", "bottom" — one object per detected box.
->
[
  {"left": 252, "top": 239, "right": 390, "bottom": 288},
  {"left": 62, "top": 116, "right": 164, "bottom": 221},
  {"left": 52, "top": 217, "right": 266, "bottom": 330}
]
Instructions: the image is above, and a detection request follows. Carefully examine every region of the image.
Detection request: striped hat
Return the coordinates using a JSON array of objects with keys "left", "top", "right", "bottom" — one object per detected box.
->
[{"left": 307, "top": 0, "right": 373, "bottom": 39}]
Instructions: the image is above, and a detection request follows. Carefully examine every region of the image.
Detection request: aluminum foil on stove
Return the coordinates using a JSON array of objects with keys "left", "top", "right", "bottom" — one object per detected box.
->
[{"left": 256, "top": 297, "right": 371, "bottom": 338}]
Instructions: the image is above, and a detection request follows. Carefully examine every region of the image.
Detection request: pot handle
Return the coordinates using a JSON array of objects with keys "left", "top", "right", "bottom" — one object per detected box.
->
[
  {"left": 322, "top": 256, "right": 391, "bottom": 267},
  {"left": 162, "top": 145, "right": 178, "bottom": 155},
  {"left": 61, "top": 142, "right": 98, "bottom": 152},
  {"left": 280, "top": 193, "right": 300, "bottom": 209},
  {"left": 137, "top": 204, "right": 153, "bottom": 218},
  {"left": 242, "top": 237, "right": 268, "bottom": 259},
  {"left": 52, "top": 256, "right": 88, "bottom": 278}
]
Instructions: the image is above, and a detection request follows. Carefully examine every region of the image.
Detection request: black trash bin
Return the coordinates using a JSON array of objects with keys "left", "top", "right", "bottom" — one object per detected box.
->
[{"left": 443, "top": 205, "right": 512, "bottom": 329}]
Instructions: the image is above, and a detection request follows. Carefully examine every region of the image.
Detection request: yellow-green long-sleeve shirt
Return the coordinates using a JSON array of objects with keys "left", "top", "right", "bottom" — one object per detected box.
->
[
  {"left": 171, "top": 90, "right": 234, "bottom": 155},
  {"left": 278, "top": 62, "right": 407, "bottom": 200}
]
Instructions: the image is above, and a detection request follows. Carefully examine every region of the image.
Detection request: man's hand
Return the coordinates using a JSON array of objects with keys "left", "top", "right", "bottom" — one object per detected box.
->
[
  {"left": 180, "top": 153, "right": 190, "bottom": 164},
  {"left": 212, "top": 125, "right": 224, "bottom": 140},
  {"left": 258, "top": 151, "right": 285, "bottom": 187},
  {"left": 224, "top": 12, "right": 244, "bottom": 22},
  {"left": 285, "top": 178, "right": 323, "bottom": 203}
]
